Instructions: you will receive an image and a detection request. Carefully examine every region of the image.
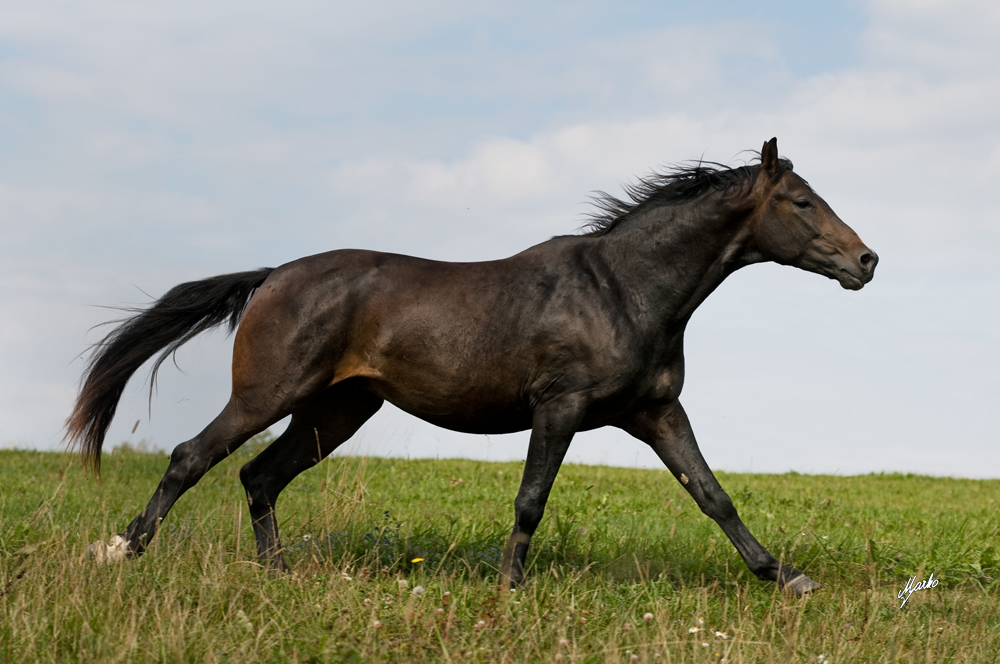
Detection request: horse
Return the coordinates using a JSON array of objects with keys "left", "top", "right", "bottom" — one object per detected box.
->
[{"left": 67, "top": 138, "right": 877, "bottom": 595}]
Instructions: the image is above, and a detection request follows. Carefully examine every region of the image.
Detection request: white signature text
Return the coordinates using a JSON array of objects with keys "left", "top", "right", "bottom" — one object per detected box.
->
[{"left": 897, "top": 572, "right": 939, "bottom": 608}]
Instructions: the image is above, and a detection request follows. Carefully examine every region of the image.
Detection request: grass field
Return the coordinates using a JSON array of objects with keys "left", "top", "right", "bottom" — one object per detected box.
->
[{"left": 2, "top": 439, "right": 999, "bottom": 663}]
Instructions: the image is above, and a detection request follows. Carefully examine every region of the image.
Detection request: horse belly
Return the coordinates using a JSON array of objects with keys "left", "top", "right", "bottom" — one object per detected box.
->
[{"left": 364, "top": 377, "right": 534, "bottom": 435}]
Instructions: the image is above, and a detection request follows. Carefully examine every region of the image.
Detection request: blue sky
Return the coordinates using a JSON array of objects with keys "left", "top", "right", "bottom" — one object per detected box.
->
[{"left": 1, "top": 0, "right": 998, "bottom": 477}]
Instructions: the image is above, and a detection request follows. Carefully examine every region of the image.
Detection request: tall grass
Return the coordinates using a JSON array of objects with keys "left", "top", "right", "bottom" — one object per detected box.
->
[{"left": 2, "top": 443, "right": 998, "bottom": 662}]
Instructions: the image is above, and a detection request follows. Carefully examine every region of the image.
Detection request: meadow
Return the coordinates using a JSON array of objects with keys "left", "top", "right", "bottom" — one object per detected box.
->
[{"left": 2, "top": 437, "right": 998, "bottom": 663}]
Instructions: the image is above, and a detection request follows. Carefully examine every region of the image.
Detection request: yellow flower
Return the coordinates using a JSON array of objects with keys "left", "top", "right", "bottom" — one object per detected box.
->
[{"left": 411, "top": 557, "right": 424, "bottom": 563}]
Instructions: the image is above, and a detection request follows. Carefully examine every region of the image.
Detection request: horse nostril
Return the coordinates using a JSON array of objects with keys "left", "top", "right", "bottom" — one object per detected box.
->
[{"left": 859, "top": 250, "right": 878, "bottom": 273}]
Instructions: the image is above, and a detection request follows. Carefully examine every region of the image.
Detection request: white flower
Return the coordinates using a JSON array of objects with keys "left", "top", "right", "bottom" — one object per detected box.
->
[
  {"left": 397, "top": 579, "right": 409, "bottom": 589},
  {"left": 411, "top": 585, "right": 425, "bottom": 597},
  {"left": 236, "top": 609, "right": 253, "bottom": 634}
]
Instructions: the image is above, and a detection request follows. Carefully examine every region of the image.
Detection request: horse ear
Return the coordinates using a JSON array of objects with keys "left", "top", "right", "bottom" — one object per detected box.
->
[{"left": 761, "top": 137, "right": 779, "bottom": 177}]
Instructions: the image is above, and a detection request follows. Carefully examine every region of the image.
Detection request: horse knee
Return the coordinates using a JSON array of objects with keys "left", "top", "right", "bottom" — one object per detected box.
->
[
  {"left": 697, "top": 488, "right": 738, "bottom": 523},
  {"left": 514, "top": 493, "right": 546, "bottom": 533}
]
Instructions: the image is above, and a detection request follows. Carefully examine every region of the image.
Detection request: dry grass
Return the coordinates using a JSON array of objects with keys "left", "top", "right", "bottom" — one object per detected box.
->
[{"left": 2, "top": 443, "right": 999, "bottom": 662}]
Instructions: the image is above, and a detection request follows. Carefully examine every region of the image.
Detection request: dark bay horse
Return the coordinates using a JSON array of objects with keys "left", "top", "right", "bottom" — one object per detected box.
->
[{"left": 67, "top": 138, "right": 877, "bottom": 595}]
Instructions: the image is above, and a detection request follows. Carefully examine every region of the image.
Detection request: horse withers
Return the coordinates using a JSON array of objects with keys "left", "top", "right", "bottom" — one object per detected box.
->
[{"left": 68, "top": 138, "right": 877, "bottom": 595}]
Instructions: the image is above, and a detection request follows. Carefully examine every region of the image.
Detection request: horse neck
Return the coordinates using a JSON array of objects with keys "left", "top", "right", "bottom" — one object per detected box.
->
[{"left": 599, "top": 194, "right": 756, "bottom": 325}]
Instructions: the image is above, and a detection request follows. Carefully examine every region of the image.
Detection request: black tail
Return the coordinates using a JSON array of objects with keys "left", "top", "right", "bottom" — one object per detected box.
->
[{"left": 65, "top": 268, "right": 275, "bottom": 473}]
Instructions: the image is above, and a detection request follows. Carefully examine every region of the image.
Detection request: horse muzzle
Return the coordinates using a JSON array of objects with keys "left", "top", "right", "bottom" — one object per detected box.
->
[{"left": 835, "top": 247, "right": 878, "bottom": 290}]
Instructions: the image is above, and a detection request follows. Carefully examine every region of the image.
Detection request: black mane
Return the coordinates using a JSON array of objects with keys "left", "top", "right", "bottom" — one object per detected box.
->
[{"left": 581, "top": 154, "right": 793, "bottom": 237}]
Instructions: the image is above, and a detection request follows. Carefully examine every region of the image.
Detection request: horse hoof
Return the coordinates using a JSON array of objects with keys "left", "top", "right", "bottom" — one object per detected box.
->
[
  {"left": 86, "top": 535, "right": 130, "bottom": 565},
  {"left": 782, "top": 574, "right": 821, "bottom": 597}
]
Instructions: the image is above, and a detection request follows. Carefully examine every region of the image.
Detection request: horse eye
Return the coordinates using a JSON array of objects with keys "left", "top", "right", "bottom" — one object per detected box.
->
[{"left": 794, "top": 200, "right": 812, "bottom": 209}]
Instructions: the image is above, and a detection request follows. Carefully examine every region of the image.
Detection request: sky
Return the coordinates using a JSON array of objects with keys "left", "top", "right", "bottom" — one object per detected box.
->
[{"left": 1, "top": 0, "right": 998, "bottom": 478}]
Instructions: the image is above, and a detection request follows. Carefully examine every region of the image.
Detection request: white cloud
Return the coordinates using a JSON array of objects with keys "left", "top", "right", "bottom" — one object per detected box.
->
[{"left": 320, "top": 0, "right": 1000, "bottom": 268}]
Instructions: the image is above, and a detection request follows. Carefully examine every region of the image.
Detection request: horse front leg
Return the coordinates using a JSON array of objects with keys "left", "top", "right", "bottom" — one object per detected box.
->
[
  {"left": 500, "top": 398, "right": 582, "bottom": 588},
  {"left": 619, "top": 400, "right": 820, "bottom": 596}
]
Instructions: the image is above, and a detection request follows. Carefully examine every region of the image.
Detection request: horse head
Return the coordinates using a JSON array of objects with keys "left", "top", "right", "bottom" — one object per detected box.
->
[{"left": 749, "top": 137, "right": 878, "bottom": 290}]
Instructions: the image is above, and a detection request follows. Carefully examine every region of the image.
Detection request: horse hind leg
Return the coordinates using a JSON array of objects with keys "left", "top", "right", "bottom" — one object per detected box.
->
[
  {"left": 87, "top": 396, "right": 286, "bottom": 564},
  {"left": 238, "top": 382, "right": 384, "bottom": 571}
]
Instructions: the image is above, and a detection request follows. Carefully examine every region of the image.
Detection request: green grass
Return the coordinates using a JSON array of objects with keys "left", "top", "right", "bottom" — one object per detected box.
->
[{"left": 2, "top": 439, "right": 999, "bottom": 663}]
